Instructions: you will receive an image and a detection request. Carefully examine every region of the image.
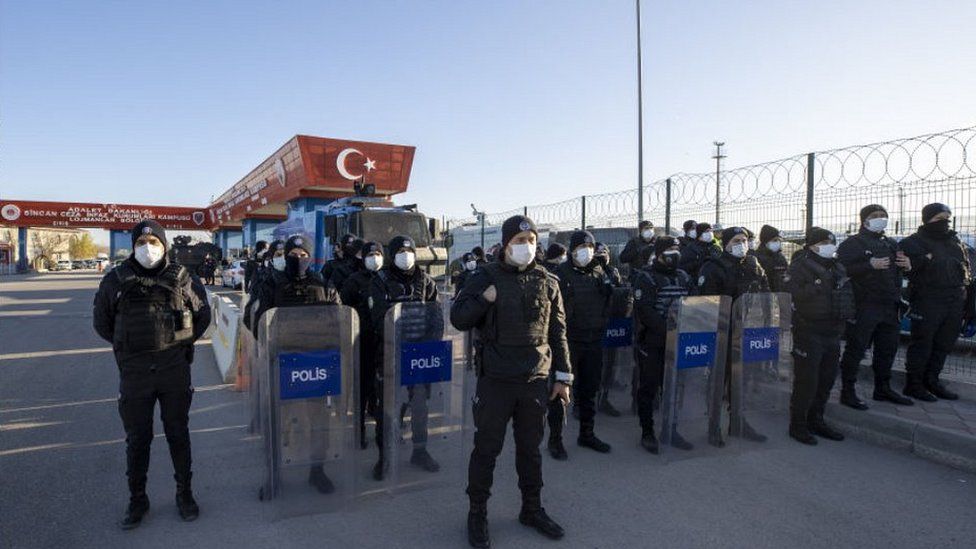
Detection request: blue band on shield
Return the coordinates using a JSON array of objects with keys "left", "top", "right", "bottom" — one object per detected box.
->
[
  {"left": 279, "top": 350, "right": 342, "bottom": 400},
  {"left": 400, "top": 340, "right": 453, "bottom": 386},
  {"left": 742, "top": 327, "right": 780, "bottom": 363},
  {"left": 676, "top": 331, "right": 717, "bottom": 369}
]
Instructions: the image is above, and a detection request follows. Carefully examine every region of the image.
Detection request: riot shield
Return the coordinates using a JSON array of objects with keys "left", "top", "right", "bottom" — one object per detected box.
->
[
  {"left": 255, "top": 304, "right": 361, "bottom": 519},
  {"left": 602, "top": 286, "right": 636, "bottom": 415},
  {"left": 729, "top": 292, "right": 792, "bottom": 444},
  {"left": 238, "top": 318, "right": 260, "bottom": 434},
  {"left": 659, "top": 295, "right": 732, "bottom": 460},
  {"left": 380, "top": 301, "right": 471, "bottom": 492}
]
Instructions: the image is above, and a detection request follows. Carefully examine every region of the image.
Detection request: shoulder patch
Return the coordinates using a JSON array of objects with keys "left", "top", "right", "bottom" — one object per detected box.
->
[
  {"left": 634, "top": 288, "right": 642, "bottom": 300},
  {"left": 698, "top": 275, "right": 705, "bottom": 286}
]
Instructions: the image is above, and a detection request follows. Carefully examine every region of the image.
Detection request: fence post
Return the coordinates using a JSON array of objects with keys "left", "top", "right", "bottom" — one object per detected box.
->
[
  {"left": 806, "top": 152, "right": 815, "bottom": 231},
  {"left": 523, "top": 206, "right": 528, "bottom": 217},
  {"left": 581, "top": 195, "right": 586, "bottom": 229},
  {"left": 479, "top": 213, "right": 486, "bottom": 250},
  {"left": 665, "top": 178, "right": 672, "bottom": 234}
]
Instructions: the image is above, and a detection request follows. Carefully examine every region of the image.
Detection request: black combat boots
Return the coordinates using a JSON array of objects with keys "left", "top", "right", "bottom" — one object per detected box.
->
[
  {"left": 120, "top": 480, "right": 150, "bottom": 530},
  {"left": 175, "top": 474, "right": 200, "bottom": 521},
  {"left": 468, "top": 501, "right": 490, "bottom": 548},
  {"left": 840, "top": 383, "right": 869, "bottom": 410}
]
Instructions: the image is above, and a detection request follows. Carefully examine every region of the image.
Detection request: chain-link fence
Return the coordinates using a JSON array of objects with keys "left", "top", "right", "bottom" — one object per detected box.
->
[{"left": 445, "top": 125, "right": 976, "bottom": 381}]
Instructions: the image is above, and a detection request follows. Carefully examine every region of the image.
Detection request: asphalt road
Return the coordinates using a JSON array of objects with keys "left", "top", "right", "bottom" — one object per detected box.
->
[{"left": 1, "top": 271, "right": 975, "bottom": 549}]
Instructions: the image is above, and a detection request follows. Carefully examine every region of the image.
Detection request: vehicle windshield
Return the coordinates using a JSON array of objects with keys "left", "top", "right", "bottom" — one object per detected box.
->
[{"left": 358, "top": 211, "right": 430, "bottom": 248}]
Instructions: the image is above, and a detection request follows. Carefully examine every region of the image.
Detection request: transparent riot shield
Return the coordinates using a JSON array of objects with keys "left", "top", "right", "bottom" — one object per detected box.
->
[
  {"left": 602, "top": 286, "right": 636, "bottom": 415},
  {"left": 255, "top": 304, "right": 361, "bottom": 519},
  {"left": 380, "top": 301, "right": 471, "bottom": 492},
  {"left": 659, "top": 295, "right": 732, "bottom": 460},
  {"left": 237, "top": 319, "right": 260, "bottom": 434},
  {"left": 729, "top": 292, "right": 792, "bottom": 444}
]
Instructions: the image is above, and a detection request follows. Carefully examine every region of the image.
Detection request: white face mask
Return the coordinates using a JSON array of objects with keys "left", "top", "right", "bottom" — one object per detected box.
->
[
  {"left": 865, "top": 217, "right": 888, "bottom": 233},
  {"left": 767, "top": 241, "right": 782, "bottom": 253},
  {"left": 394, "top": 251, "right": 415, "bottom": 271},
  {"left": 464, "top": 260, "right": 477, "bottom": 271},
  {"left": 699, "top": 231, "right": 713, "bottom": 243},
  {"left": 272, "top": 255, "right": 286, "bottom": 271},
  {"left": 641, "top": 229, "right": 654, "bottom": 240},
  {"left": 815, "top": 244, "right": 837, "bottom": 259},
  {"left": 729, "top": 242, "right": 748, "bottom": 258},
  {"left": 574, "top": 247, "right": 594, "bottom": 266},
  {"left": 364, "top": 255, "right": 383, "bottom": 272},
  {"left": 687, "top": 229, "right": 697, "bottom": 239},
  {"left": 507, "top": 243, "right": 535, "bottom": 267},
  {"left": 134, "top": 243, "right": 165, "bottom": 269}
]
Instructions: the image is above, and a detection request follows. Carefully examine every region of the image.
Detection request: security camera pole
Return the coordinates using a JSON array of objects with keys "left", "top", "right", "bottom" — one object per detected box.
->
[{"left": 713, "top": 141, "right": 726, "bottom": 224}]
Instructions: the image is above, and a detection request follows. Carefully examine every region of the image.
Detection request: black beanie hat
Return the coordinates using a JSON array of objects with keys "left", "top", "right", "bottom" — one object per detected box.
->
[
  {"left": 655, "top": 235, "right": 680, "bottom": 255},
  {"left": 759, "top": 224, "right": 780, "bottom": 244},
  {"left": 805, "top": 227, "right": 835, "bottom": 247},
  {"left": 682, "top": 219, "right": 697, "bottom": 232},
  {"left": 472, "top": 246, "right": 484, "bottom": 258},
  {"left": 285, "top": 235, "right": 312, "bottom": 255},
  {"left": 360, "top": 241, "right": 383, "bottom": 256},
  {"left": 387, "top": 234, "right": 416, "bottom": 256},
  {"left": 922, "top": 203, "right": 951, "bottom": 224},
  {"left": 348, "top": 238, "right": 365, "bottom": 256},
  {"left": 859, "top": 204, "right": 888, "bottom": 222},
  {"left": 462, "top": 252, "right": 476, "bottom": 263},
  {"left": 268, "top": 239, "right": 286, "bottom": 255},
  {"left": 695, "top": 222, "right": 712, "bottom": 236},
  {"left": 569, "top": 230, "right": 596, "bottom": 251},
  {"left": 500, "top": 215, "right": 537, "bottom": 248},
  {"left": 545, "top": 242, "right": 567, "bottom": 260},
  {"left": 131, "top": 219, "right": 168, "bottom": 250},
  {"left": 721, "top": 226, "right": 747, "bottom": 248},
  {"left": 595, "top": 242, "right": 609, "bottom": 254},
  {"left": 639, "top": 220, "right": 654, "bottom": 230}
]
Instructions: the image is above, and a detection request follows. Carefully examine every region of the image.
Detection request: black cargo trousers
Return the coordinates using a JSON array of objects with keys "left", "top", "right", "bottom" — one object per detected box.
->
[
  {"left": 839, "top": 302, "right": 900, "bottom": 386},
  {"left": 905, "top": 296, "right": 965, "bottom": 385},
  {"left": 467, "top": 376, "right": 548, "bottom": 511},
  {"left": 118, "top": 355, "right": 194, "bottom": 491},
  {"left": 789, "top": 327, "right": 840, "bottom": 427}
]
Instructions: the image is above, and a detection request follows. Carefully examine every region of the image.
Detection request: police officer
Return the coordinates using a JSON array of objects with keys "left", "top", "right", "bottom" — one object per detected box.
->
[
  {"left": 368, "top": 235, "right": 440, "bottom": 479},
  {"left": 328, "top": 235, "right": 364, "bottom": 293},
  {"left": 451, "top": 215, "right": 571, "bottom": 547},
  {"left": 786, "top": 227, "right": 854, "bottom": 444},
  {"left": 633, "top": 236, "right": 695, "bottom": 453},
  {"left": 619, "top": 220, "right": 655, "bottom": 277},
  {"left": 92, "top": 220, "right": 211, "bottom": 529},
  {"left": 556, "top": 231, "right": 613, "bottom": 455},
  {"left": 679, "top": 222, "right": 721, "bottom": 281},
  {"left": 242, "top": 239, "right": 285, "bottom": 332},
  {"left": 699, "top": 226, "right": 770, "bottom": 444},
  {"left": 454, "top": 252, "right": 480, "bottom": 297},
  {"left": 836, "top": 205, "right": 914, "bottom": 409},
  {"left": 252, "top": 235, "right": 340, "bottom": 493},
  {"left": 321, "top": 233, "right": 356, "bottom": 284},
  {"left": 201, "top": 254, "right": 217, "bottom": 286},
  {"left": 899, "top": 203, "right": 973, "bottom": 401},
  {"left": 472, "top": 246, "right": 488, "bottom": 266},
  {"left": 340, "top": 241, "right": 385, "bottom": 449},
  {"left": 595, "top": 242, "right": 625, "bottom": 417},
  {"left": 756, "top": 225, "right": 789, "bottom": 292},
  {"left": 542, "top": 243, "right": 567, "bottom": 275},
  {"left": 244, "top": 240, "right": 268, "bottom": 292},
  {"left": 679, "top": 220, "right": 698, "bottom": 248}
]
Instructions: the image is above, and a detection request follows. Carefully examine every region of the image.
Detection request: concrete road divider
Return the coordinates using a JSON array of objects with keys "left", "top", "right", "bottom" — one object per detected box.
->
[{"left": 209, "top": 292, "right": 242, "bottom": 384}]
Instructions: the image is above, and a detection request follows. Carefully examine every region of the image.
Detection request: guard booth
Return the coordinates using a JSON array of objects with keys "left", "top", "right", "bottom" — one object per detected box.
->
[
  {"left": 253, "top": 304, "right": 362, "bottom": 519},
  {"left": 602, "top": 286, "right": 636, "bottom": 415},
  {"left": 729, "top": 292, "right": 792, "bottom": 444},
  {"left": 379, "top": 301, "right": 472, "bottom": 492},
  {"left": 659, "top": 295, "right": 732, "bottom": 461}
]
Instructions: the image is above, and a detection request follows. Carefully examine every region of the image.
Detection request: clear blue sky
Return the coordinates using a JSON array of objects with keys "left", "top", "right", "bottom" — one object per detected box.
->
[{"left": 2, "top": 0, "right": 974, "bottom": 228}]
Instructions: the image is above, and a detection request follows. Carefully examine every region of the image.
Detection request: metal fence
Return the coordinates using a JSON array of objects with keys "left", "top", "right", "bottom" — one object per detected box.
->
[{"left": 446, "top": 125, "right": 976, "bottom": 381}]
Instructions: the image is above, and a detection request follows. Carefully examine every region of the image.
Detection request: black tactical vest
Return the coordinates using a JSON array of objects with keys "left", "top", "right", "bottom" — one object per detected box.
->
[
  {"left": 113, "top": 263, "right": 192, "bottom": 353},
  {"left": 481, "top": 263, "right": 551, "bottom": 347},
  {"left": 271, "top": 270, "right": 328, "bottom": 307}
]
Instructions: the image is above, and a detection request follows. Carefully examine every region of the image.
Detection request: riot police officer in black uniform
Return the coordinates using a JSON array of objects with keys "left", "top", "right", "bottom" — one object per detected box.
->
[
  {"left": 699, "top": 227, "right": 770, "bottom": 444},
  {"left": 244, "top": 240, "right": 268, "bottom": 292},
  {"left": 542, "top": 243, "right": 567, "bottom": 275},
  {"left": 327, "top": 235, "right": 364, "bottom": 293},
  {"left": 899, "top": 203, "right": 973, "bottom": 401},
  {"left": 595, "top": 241, "right": 626, "bottom": 417},
  {"left": 786, "top": 227, "right": 855, "bottom": 444},
  {"left": 633, "top": 236, "right": 695, "bottom": 453},
  {"left": 321, "top": 233, "right": 356, "bottom": 285},
  {"left": 367, "top": 235, "right": 440, "bottom": 479},
  {"left": 454, "top": 252, "right": 480, "bottom": 297},
  {"left": 93, "top": 220, "right": 211, "bottom": 529},
  {"left": 679, "top": 220, "right": 698, "bottom": 248},
  {"left": 755, "top": 225, "right": 788, "bottom": 292},
  {"left": 340, "top": 241, "right": 385, "bottom": 448},
  {"left": 619, "top": 220, "right": 655, "bottom": 278},
  {"left": 242, "top": 239, "right": 285, "bottom": 332},
  {"left": 836, "top": 205, "right": 914, "bottom": 409},
  {"left": 556, "top": 230, "right": 613, "bottom": 455},
  {"left": 680, "top": 222, "right": 721, "bottom": 281},
  {"left": 252, "top": 234, "right": 340, "bottom": 493},
  {"left": 451, "top": 215, "right": 572, "bottom": 547}
]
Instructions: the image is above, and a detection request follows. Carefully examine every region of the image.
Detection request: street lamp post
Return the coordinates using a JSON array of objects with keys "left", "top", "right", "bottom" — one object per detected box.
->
[
  {"left": 636, "top": 0, "right": 644, "bottom": 224},
  {"left": 713, "top": 141, "right": 726, "bottom": 224}
]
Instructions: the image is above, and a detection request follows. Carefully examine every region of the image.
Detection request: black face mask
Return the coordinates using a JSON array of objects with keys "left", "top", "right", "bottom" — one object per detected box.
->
[
  {"left": 660, "top": 251, "right": 680, "bottom": 270},
  {"left": 924, "top": 219, "right": 950, "bottom": 234},
  {"left": 286, "top": 256, "right": 311, "bottom": 277}
]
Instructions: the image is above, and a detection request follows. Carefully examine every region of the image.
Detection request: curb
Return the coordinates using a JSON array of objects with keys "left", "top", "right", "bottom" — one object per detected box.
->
[{"left": 825, "top": 401, "right": 976, "bottom": 474}]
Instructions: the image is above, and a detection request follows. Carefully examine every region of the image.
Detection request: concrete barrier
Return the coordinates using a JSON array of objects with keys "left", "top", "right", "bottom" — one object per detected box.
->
[{"left": 209, "top": 293, "right": 242, "bottom": 383}]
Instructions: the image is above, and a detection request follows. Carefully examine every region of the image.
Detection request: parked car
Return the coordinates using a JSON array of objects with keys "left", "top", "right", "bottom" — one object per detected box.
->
[
  {"left": 55, "top": 260, "right": 72, "bottom": 271},
  {"left": 221, "top": 260, "right": 246, "bottom": 290}
]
